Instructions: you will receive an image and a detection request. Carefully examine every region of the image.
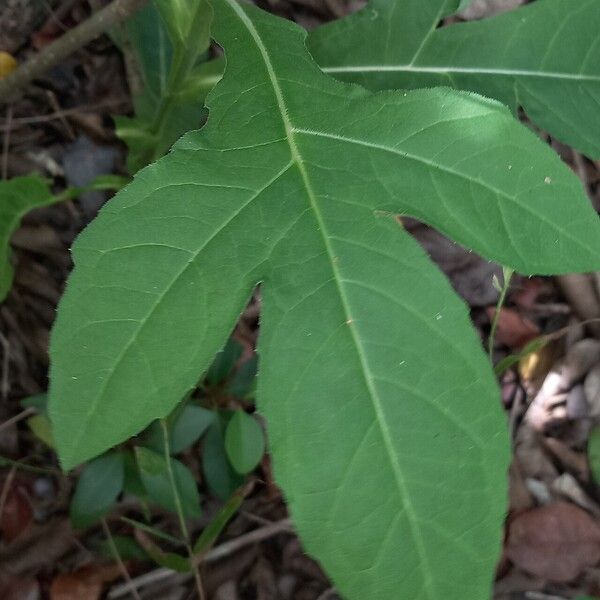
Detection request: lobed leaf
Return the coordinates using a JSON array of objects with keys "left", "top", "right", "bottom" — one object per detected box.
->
[
  {"left": 309, "top": 0, "right": 600, "bottom": 158},
  {"left": 49, "top": 1, "right": 600, "bottom": 599}
]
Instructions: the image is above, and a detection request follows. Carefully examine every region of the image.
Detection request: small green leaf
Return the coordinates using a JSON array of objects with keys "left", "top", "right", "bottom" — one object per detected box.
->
[
  {"left": 135, "top": 447, "right": 201, "bottom": 519},
  {"left": 27, "top": 414, "right": 55, "bottom": 448},
  {"left": 202, "top": 417, "right": 243, "bottom": 501},
  {"left": 589, "top": 428, "right": 600, "bottom": 484},
  {"left": 120, "top": 516, "right": 184, "bottom": 546},
  {"left": 0, "top": 176, "right": 56, "bottom": 301},
  {"left": 206, "top": 338, "right": 243, "bottom": 385},
  {"left": 95, "top": 535, "right": 147, "bottom": 560},
  {"left": 154, "top": 0, "right": 209, "bottom": 46},
  {"left": 169, "top": 405, "right": 214, "bottom": 453},
  {"left": 70, "top": 452, "right": 124, "bottom": 528},
  {"left": 494, "top": 337, "right": 549, "bottom": 376},
  {"left": 144, "top": 546, "right": 191, "bottom": 572},
  {"left": 224, "top": 411, "right": 264, "bottom": 475},
  {"left": 192, "top": 485, "right": 245, "bottom": 553},
  {"left": 145, "top": 404, "right": 214, "bottom": 454},
  {"left": 227, "top": 355, "right": 258, "bottom": 398},
  {"left": 20, "top": 393, "right": 48, "bottom": 414},
  {"left": 123, "top": 450, "right": 147, "bottom": 499}
]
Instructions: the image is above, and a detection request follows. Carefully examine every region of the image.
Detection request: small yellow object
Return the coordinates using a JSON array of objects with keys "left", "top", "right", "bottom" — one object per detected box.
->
[{"left": 0, "top": 51, "right": 17, "bottom": 79}]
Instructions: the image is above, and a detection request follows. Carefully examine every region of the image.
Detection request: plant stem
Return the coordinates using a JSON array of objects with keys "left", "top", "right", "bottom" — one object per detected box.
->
[
  {"left": 101, "top": 519, "right": 142, "bottom": 600},
  {"left": 160, "top": 419, "right": 205, "bottom": 600},
  {"left": 488, "top": 266, "right": 514, "bottom": 360},
  {"left": 139, "top": 3, "right": 211, "bottom": 167},
  {"left": 0, "top": 0, "right": 149, "bottom": 104}
]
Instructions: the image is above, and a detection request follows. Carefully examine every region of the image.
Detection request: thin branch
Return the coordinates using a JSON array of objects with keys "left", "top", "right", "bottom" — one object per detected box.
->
[
  {"left": 0, "top": 0, "right": 149, "bottom": 104},
  {"left": 108, "top": 518, "right": 293, "bottom": 599},
  {"left": 488, "top": 267, "right": 514, "bottom": 359},
  {"left": 101, "top": 518, "right": 142, "bottom": 600},
  {"left": 160, "top": 419, "right": 206, "bottom": 600},
  {"left": 0, "top": 407, "right": 35, "bottom": 434}
]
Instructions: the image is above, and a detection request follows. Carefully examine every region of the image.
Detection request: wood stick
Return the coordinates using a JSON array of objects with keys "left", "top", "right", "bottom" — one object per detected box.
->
[{"left": 0, "top": 0, "right": 149, "bottom": 104}]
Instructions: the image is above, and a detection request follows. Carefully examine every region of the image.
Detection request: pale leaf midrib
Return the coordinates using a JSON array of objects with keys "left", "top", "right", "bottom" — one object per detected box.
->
[
  {"left": 322, "top": 64, "right": 600, "bottom": 83},
  {"left": 223, "top": 1, "right": 436, "bottom": 596}
]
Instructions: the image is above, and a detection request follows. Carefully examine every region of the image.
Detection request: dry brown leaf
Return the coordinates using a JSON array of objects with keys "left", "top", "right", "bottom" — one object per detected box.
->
[
  {"left": 487, "top": 307, "right": 540, "bottom": 350},
  {"left": 50, "top": 564, "right": 122, "bottom": 600},
  {"left": 506, "top": 501, "right": 600, "bottom": 581},
  {"left": 0, "top": 480, "right": 33, "bottom": 543},
  {"left": 0, "top": 52, "right": 17, "bottom": 79}
]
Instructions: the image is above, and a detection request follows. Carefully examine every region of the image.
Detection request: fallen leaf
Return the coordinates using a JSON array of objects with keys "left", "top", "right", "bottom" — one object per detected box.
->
[
  {"left": 50, "top": 564, "right": 122, "bottom": 600},
  {"left": 0, "top": 480, "right": 33, "bottom": 543},
  {"left": 506, "top": 501, "right": 600, "bottom": 581},
  {"left": 0, "top": 52, "right": 17, "bottom": 79},
  {"left": 512, "top": 277, "right": 549, "bottom": 310},
  {"left": 487, "top": 306, "right": 540, "bottom": 350}
]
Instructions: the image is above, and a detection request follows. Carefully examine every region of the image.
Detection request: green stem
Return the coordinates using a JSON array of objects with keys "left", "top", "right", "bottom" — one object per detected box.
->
[
  {"left": 101, "top": 519, "right": 142, "bottom": 600},
  {"left": 160, "top": 419, "right": 205, "bottom": 600},
  {"left": 141, "top": 4, "right": 210, "bottom": 167},
  {"left": 488, "top": 266, "right": 514, "bottom": 360}
]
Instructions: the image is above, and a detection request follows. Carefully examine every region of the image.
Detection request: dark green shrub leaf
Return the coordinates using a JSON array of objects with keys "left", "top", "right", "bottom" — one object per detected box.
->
[
  {"left": 145, "top": 404, "right": 214, "bottom": 453},
  {"left": 206, "top": 338, "right": 243, "bottom": 385},
  {"left": 0, "top": 176, "right": 55, "bottom": 301},
  {"left": 49, "top": 1, "right": 600, "bottom": 598},
  {"left": 224, "top": 411, "right": 264, "bottom": 474},
  {"left": 192, "top": 485, "right": 244, "bottom": 553},
  {"left": 70, "top": 452, "right": 124, "bottom": 528},
  {"left": 227, "top": 355, "right": 258, "bottom": 398},
  {"left": 95, "top": 535, "right": 147, "bottom": 560},
  {"left": 135, "top": 447, "right": 201, "bottom": 519},
  {"left": 20, "top": 393, "right": 48, "bottom": 414},
  {"left": 202, "top": 417, "right": 243, "bottom": 500},
  {"left": 309, "top": 0, "right": 600, "bottom": 158}
]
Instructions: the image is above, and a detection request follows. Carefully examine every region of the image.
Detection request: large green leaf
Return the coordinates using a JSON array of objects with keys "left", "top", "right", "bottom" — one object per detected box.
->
[
  {"left": 0, "top": 175, "right": 55, "bottom": 301},
  {"left": 309, "top": 0, "right": 600, "bottom": 158},
  {"left": 49, "top": 1, "right": 600, "bottom": 599}
]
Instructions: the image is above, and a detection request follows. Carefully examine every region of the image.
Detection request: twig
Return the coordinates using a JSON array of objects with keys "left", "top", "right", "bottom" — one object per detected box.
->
[
  {"left": 160, "top": 419, "right": 206, "bottom": 600},
  {"left": 0, "top": 465, "right": 18, "bottom": 522},
  {"left": 101, "top": 519, "right": 142, "bottom": 600},
  {"left": 488, "top": 267, "right": 514, "bottom": 359},
  {"left": 0, "top": 407, "right": 35, "bottom": 434},
  {"left": 556, "top": 273, "right": 600, "bottom": 338},
  {"left": 0, "top": 332, "right": 11, "bottom": 399},
  {"left": 0, "top": 97, "right": 129, "bottom": 131},
  {"left": 0, "top": 0, "right": 149, "bottom": 104},
  {"left": 572, "top": 149, "right": 592, "bottom": 198},
  {"left": 45, "top": 89, "right": 76, "bottom": 140},
  {"left": 108, "top": 518, "right": 293, "bottom": 599},
  {"left": 316, "top": 588, "right": 338, "bottom": 600}
]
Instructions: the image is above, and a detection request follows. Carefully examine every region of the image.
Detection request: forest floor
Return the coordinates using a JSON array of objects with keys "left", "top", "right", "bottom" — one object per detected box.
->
[{"left": 1, "top": 0, "right": 600, "bottom": 599}]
